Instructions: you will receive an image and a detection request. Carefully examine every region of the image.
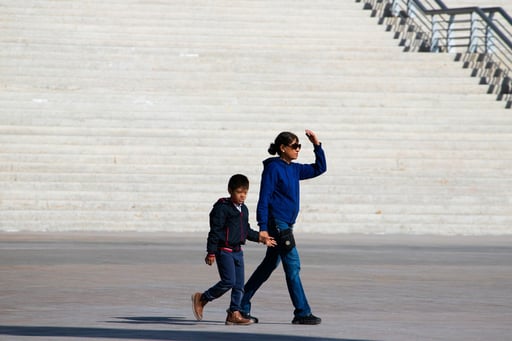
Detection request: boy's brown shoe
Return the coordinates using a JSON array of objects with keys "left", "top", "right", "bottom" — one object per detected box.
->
[
  {"left": 225, "top": 310, "right": 254, "bottom": 325},
  {"left": 191, "top": 292, "right": 207, "bottom": 321}
]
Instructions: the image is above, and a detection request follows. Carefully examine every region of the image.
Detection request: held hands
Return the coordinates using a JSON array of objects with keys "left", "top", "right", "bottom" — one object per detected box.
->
[
  {"left": 204, "top": 232, "right": 277, "bottom": 265},
  {"left": 305, "top": 129, "right": 320, "bottom": 146},
  {"left": 204, "top": 254, "right": 215, "bottom": 266},
  {"left": 259, "top": 231, "right": 277, "bottom": 247}
]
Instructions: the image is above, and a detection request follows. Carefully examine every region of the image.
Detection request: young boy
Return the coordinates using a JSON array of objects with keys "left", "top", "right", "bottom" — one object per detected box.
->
[{"left": 192, "top": 174, "right": 276, "bottom": 325}]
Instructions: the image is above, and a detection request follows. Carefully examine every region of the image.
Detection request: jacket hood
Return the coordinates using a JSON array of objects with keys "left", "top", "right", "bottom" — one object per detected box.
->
[
  {"left": 215, "top": 197, "right": 237, "bottom": 206},
  {"left": 263, "top": 157, "right": 281, "bottom": 166}
]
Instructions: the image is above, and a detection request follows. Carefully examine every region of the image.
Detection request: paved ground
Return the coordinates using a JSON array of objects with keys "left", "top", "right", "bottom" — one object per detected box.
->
[{"left": 1, "top": 232, "right": 511, "bottom": 341}]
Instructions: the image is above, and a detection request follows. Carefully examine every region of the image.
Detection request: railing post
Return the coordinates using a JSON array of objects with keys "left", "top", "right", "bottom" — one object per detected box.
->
[
  {"left": 447, "top": 15, "right": 455, "bottom": 52},
  {"left": 431, "top": 15, "right": 440, "bottom": 52},
  {"left": 407, "top": 0, "right": 416, "bottom": 19},
  {"left": 391, "top": 0, "right": 400, "bottom": 17},
  {"left": 469, "top": 12, "right": 481, "bottom": 53},
  {"left": 485, "top": 12, "right": 495, "bottom": 54}
]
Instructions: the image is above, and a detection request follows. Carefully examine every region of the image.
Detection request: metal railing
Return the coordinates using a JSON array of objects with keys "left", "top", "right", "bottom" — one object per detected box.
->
[{"left": 361, "top": 0, "right": 512, "bottom": 108}]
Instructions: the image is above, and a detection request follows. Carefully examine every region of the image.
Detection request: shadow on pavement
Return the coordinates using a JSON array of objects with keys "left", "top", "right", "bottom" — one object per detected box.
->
[
  {"left": 109, "top": 316, "right": 291, "bottom": 326},
  {"left": 0, "top": 325, "right": 376, "bottom": 341},
  {"left": 108, "top": 316, "right": 199, "bottom": 326}
]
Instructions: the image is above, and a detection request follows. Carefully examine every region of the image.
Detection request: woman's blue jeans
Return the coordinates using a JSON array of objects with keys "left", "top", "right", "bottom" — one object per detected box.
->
[{"left": 241, "top": 221, "right": 311, "bottom": 318}]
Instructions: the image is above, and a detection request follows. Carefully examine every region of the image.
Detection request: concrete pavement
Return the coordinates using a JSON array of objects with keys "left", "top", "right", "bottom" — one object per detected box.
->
[{"left": 1, "top": 232, "right": 511, "bottom": 340}]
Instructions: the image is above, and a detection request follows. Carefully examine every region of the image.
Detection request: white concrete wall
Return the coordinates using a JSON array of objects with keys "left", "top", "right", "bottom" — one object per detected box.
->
[{"left": 1, "top": 0, "right": 511, "bottom": 234}]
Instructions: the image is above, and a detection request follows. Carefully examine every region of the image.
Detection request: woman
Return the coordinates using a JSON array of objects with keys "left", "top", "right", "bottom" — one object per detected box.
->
[{"left": 241, "top": 129, "right": 327, "bottom": 325}]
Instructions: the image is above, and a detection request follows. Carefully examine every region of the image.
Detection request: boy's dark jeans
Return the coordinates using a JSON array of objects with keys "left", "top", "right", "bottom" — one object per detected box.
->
[{"left": 203, "top": 249, "right": 245, "bottom": 312}]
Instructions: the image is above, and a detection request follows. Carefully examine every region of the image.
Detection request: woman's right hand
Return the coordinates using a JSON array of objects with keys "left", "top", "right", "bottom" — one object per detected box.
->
[
  {"left": 259, "top": 231, "right": 277, "bottom": 247},
  {"left": 305, "top": 129, "right": 320, "bottom": 145}
]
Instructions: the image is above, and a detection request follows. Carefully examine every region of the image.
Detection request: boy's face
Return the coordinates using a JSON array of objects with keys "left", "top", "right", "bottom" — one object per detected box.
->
[{"left": 229, "top": 187, "right": 248, "bottom": 205}]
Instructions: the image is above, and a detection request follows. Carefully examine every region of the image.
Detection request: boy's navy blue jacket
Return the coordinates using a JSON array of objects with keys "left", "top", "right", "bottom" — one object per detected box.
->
[{"left": 206, "top": 197, "right": 259, "bottom": 254}]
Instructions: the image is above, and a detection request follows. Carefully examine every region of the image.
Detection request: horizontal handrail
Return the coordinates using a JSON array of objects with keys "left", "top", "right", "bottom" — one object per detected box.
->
[{"left": 480, "top": 7, "right": 512, "bottom": 26}]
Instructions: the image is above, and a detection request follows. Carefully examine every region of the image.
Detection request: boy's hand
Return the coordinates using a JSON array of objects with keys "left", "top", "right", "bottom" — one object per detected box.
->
[{"left": 205, "top": 254, "right": 215, "bottom": 266}]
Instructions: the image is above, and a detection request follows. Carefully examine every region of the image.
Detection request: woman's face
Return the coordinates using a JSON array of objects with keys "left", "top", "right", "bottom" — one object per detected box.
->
[{"left": 280, "top": 139, "right": 301, "bottom": 163}]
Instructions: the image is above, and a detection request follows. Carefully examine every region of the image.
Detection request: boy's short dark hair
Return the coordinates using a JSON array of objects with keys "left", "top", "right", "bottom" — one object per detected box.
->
[{"left": 228, "top": 174, "right": 249, "bottom": 191}]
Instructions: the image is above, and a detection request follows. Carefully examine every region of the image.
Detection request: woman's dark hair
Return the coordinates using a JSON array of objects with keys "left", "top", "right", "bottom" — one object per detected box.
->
[
  {"left": 228, "top": 174, "right": 249, "bottom": 191},
  {"left": 268, "top": 131, "right": 299, "bottom": 156}
]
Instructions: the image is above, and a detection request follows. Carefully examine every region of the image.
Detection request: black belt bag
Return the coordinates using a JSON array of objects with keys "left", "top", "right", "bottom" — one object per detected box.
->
[{"left": 278, "top": 228, "right": 296, "bottom": 251}]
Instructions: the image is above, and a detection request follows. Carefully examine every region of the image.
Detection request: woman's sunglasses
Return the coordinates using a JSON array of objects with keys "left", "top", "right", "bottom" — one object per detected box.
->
[{"left": 287, "top": 143, "right": 302, "bottom": 150}]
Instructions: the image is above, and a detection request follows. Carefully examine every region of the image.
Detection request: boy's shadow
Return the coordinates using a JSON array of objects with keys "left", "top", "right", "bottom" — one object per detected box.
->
[{"left": 108, "top": 316, "right": 205, "bottom": 326}]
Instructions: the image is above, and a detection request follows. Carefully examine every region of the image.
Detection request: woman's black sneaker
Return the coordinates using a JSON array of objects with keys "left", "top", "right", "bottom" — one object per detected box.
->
[
  {"left": 292, "top": 314, "right": 321, "bottom": 325},
  {"left": 241, "top": 312, "right": 259, "bottom": 323}
]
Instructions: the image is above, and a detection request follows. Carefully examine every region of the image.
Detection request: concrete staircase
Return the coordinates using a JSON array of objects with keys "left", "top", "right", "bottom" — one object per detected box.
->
[{"left": 1, "top": 0, "right": 511, "bottom": 234}]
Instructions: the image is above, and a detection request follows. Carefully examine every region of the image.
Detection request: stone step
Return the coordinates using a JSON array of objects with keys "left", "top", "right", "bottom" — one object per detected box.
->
[
  {"left": 3, "top": 114, "right": 512, "bottom": 130},
  {"left": 1, "top": 210, "right": 511, "bottom": 233},
  {"left": 0, "top": 63, "right": 472, "bottom": 79},
  {"left": 1, "top": 43, "right": 418, "bottom": 61},
  {"left": 1, "top": 52, "right": 473, "bottom": 74},
  {"left": 1, "top": 123, "right": 510, "bottom": 147},
  {"left": 1, "top": 194, "right": 510, "bottom": 217}
]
